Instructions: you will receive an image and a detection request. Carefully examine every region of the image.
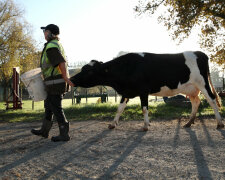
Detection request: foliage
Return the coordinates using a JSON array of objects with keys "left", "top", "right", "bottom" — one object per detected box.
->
[
  {"left": 135, "top": 0, "right": 225, "bottom": 64},
  {"left": 0, "top": 0, "right": 40, "bottom": 99}
]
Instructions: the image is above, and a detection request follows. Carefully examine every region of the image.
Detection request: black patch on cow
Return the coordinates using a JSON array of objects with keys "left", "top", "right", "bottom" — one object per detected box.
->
[
  {"left": 71, "top": 52, "right": 191, "bottom": 99},
  {"left": 194, "top": 51, "right": 215, "bottom": 100},
  {"left": 142, "top": 53, "right": 191, "bottom": 94},
  {"left": 98, "top": 53, "right": 191, "bottom": 97}
]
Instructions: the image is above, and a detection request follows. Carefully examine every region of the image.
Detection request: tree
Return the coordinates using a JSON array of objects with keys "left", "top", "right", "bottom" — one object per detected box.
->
[
  {"left": 135, "top": 0, "right": 225, "bottom": 64},
  {"left": 0, "top": 0, "right": 40, "bottom": 100},
  {"left": 68, "top": 60, "right": 88, "bottom": 69}
]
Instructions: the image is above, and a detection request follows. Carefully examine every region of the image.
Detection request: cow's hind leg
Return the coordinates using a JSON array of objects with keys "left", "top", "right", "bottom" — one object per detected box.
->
[
  {"left": 200, "top": 88, "right": 224, "bottom": 129},
  {"left": 108, "top": 97, "right": 129, "bottom": 129},
  {"left": 140, "top": 94, "right": 149, "bottom": 131},
  {"left": 184, "top": 95, "right": 201, "bottom": 128}
]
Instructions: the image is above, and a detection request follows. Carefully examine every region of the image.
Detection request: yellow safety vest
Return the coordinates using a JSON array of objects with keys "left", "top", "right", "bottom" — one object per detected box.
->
[{"left": 40, "top": 40, "right": 69, "bottom": 94}]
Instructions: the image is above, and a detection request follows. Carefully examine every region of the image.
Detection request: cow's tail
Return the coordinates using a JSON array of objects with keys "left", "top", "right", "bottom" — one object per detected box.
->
[
  {"left": 208, "top": 72, "right": 222, "bottom": 109},
  {"left": 199, "top": 51, "right": 222, "bottom": 109}
]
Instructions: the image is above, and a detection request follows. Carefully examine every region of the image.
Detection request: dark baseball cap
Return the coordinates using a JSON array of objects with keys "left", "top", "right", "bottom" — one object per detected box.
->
[{"left": 41, "top": 24, "right": 60, "bottom": 35}]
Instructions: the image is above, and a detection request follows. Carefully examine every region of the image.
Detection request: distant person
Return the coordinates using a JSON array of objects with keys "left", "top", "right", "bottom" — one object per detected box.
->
[{"left": 31, "top": 24, "right": 74, "bottom": 142}]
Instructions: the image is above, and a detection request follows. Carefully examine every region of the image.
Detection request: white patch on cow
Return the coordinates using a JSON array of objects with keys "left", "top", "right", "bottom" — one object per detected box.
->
[
  {"left": 117, "top": 51, "right": 129, "bottom": 57},
  {"left": 111, "top": 98, "right": 127, "bottom": 126},
  {"left": 142, "top": 106, "right": 149, "bottom": 130},
  {"left": 88, "top": 61, "right": 96, "bottom": 66},
  {"left": 183, "top": 51, "right": 205, "bottom": 86},
  {"left": 183, "top": 52, "right": 223, "bottom": 126},
  {"left": 137, "top": 53, "right": 145, "bottom": 58},
  {"left": 151, "top": 83, "right": 199, "bottom": 97},
  {"left": 152, "top": 86, "right": 175, "bottom": 97},
  {"left": 152, "top": 52, "right": 206, "bottom": 97}
]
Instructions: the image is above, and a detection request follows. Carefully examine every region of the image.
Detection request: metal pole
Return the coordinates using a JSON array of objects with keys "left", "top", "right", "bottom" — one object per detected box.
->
[
  {"left": 223, "top": 67, "right": 225, "bottom": 90},
  {"left": 115, "top": 90, "right": 117, "bottom": 103},
  {"left": 71, "top": 86, "right": 74, "bottom": 105},
  {"left": 12, "top": 67, "right": 20, "bottom": 109},
  {"left": 32, "top": 100, "right": 34, "bottom": 110},
  {"left": 13, "top": 68, "right": 16, "bottom": 109},
  {"left": 86, "top": 89, "right": 88, "bottom": 103}
]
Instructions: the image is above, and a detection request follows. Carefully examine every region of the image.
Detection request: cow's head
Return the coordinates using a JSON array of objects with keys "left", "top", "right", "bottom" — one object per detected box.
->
[{"left": 70, "top": 60, "right": 104, "bottom": 88}]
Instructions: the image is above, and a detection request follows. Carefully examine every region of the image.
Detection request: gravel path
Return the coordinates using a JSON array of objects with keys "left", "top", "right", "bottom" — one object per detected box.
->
[{"left": 0, "top": 119, "right": 225, "bottom": 179}]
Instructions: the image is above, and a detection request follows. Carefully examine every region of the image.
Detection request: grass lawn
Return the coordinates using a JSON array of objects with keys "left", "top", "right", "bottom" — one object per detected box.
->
[{"left": 0, "top": 96, "right": 224, "bottom": 123}]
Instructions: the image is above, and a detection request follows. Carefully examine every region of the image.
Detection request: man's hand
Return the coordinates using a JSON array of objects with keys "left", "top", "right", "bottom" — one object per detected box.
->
[
  {"left": 64, "top": 77, "right": 75, "bottom": 87},
  {"left": 58, "top": 62, "right": 75, "bottom": 87}
]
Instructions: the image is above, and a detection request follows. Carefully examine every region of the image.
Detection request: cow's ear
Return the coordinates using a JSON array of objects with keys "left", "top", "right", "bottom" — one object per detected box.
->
[
  {"left": 88, "top": 60, "right": 98, "bottom": 66},
  {"left": 93, "top": 60, "right": 103, "bottom": 65}
]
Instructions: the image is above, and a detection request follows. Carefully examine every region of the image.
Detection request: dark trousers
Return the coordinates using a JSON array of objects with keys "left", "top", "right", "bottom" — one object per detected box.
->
[{"left": 44, "top": 94, "right": 68, "bottom": 124}]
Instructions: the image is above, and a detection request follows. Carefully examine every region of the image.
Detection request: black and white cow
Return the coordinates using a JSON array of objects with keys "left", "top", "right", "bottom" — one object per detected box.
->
[{"left": 70, "top": 51, "right": 224, "bottom": 131}]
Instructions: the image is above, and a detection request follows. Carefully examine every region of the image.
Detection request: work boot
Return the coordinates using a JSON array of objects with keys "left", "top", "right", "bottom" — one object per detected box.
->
[
  {"left": 31, "top": 119, "right": 53, "bottom": 138},
  {"left": 51, "top": 122, "right": 70, "bottom": 142}
]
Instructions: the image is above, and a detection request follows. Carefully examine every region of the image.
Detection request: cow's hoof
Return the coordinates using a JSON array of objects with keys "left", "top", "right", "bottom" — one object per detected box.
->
[
  {"left": 184, "top": 120, "right": 195, "bottom": 128},
  {"left": 142, "top": 127, "right": 148, "bottom": 131},
  {"left": 108, "top": 124, "right": 115, "bottom": 129},
  {"left": 217, "top": 123, "right": 224, "bottom": 129},
  {"left": 183, "top": 123, "right": 191, "bottom": 128}
]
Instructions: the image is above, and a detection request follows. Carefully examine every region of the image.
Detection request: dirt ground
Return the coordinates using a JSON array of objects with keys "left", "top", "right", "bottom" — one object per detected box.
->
[{"left": 0, "top": 118, "right": 225, "bottom": 180}]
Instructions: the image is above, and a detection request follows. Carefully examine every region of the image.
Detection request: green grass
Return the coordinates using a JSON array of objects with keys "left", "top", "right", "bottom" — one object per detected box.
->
[{"left": 0, "top": 97, "right": 225, "bottom": 123}]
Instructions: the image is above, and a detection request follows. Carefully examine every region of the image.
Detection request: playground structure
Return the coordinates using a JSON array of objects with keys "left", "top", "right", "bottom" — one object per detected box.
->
[
  {"left": 5, "top": 67, "right": 22, "bottom": 110},
  {"left": 72, "top": 86, "right": 109, "bottom": 104}
]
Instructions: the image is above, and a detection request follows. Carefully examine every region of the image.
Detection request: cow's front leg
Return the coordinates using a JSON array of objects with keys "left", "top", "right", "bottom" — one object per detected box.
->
[
  {"left": 108, "top": 97, "right": 129, "bottom": 129},
  {"left": 140, "top": 94, "right": 149, "bottom": 131},
  {"left": 142, "top": 106, "right": 149, "bottom": 131}
]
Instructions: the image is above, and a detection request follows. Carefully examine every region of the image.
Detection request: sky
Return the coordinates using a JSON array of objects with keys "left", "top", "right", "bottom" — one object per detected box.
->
[{"left": 16, "top": 0, "right": 201, "bottom": 65}]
